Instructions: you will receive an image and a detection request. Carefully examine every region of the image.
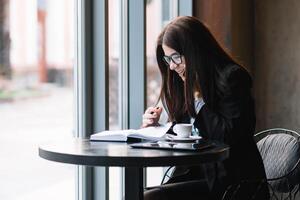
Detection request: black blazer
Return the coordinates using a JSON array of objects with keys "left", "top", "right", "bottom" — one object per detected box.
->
[{"left": 171, "top": 65, "right": 269, "bottom": 199}]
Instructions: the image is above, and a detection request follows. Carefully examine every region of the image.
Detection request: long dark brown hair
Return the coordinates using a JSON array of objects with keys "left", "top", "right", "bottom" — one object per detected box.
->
[{"left": 156, "top": 16, "right": 242, "bottom": 122}]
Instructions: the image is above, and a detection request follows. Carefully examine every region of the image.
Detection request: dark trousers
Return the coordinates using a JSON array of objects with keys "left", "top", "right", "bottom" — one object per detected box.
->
[
  {"left": 144, "top": 166, "right": 219, "bottom": 200},
  {"left": 144, "top": 179, "right": 269, "bottom": 200},
  {"left": 144, "top": 179, "right": 211, "bottom": 200}
]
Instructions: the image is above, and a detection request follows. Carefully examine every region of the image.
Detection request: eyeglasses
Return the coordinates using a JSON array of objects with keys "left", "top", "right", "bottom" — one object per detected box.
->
[{"left": 163, "top": 53, "right": 182, "bottom": 65}]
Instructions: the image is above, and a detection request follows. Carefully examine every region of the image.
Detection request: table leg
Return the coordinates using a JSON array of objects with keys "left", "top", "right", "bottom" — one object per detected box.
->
[{"left": 124, "top": 167, "right": 144, "bottom": 200}]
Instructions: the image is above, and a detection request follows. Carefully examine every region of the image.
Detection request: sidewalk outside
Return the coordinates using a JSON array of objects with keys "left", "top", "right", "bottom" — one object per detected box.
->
[{"left": 0, "top": 86, "right": 75, "bottom": 200}]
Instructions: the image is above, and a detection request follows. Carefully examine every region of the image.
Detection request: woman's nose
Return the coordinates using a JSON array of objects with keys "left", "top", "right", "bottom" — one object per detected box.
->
[{"left": 169, "top": 62, "right": 177, "bottom": 70}]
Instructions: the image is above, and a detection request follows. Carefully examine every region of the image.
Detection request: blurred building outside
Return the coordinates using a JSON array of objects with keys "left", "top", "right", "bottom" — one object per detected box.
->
[
  {"left": 0, "top": 0, "right": 166, "bottom": 126},
  {"left": 0, "top": 0, "right": 74, "bottom": 97}
]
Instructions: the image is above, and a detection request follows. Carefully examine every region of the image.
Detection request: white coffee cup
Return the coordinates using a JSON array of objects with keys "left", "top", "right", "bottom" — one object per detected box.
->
[{"left": 173, "top": 123, "right": 192, "bottom": 138}]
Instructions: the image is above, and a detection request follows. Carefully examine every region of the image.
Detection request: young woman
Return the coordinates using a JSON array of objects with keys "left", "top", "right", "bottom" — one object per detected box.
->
[{"left": 142, "top": 16, "right": 269, "bottom": 200}]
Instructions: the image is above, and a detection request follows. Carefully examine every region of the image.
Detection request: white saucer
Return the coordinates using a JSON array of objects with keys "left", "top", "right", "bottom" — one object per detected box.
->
[{"left": 166, "top": 135, "right": 202, "bottom": 141}]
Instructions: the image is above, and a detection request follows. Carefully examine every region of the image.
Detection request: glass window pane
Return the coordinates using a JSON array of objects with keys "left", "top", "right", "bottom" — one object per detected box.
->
[
  {"left": 108, "top": 0, "right": 122, "bottom": 200},
  {"left": 146, "top": 0, "right": 176, "bottom": 187},
  {"left": 162, "top": 0, "right": 170, "bottom": 21},
  {"left": 146, "top": 0, "right": 163, "bottom": 109},
  {"left": 108, "top": 0, "right": 120, "bottom": 131},
  {"left": 0, "top": 0, "right": 75, "bottom": 199}
]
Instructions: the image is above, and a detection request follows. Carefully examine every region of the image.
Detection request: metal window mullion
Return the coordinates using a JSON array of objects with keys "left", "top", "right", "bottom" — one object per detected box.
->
[
  {"left": 128, "top": 0, "right": 146, "bottom": 129},
  {"left": 119, "top": 0, "right": 129, "bottom": 198},
  {"left": 75, "top": 0, "right": 92, "bottom": 140},
  {"left": 170, "top": 0, "right": 178, "bottom": 19},
  {"left": 128, "top": 0, "right": 146, "bottom": 191},
  {"left": 75, "top": 0, "right": 93, "bottom": 200},
  {"left": 75, "top": 0, "right": 108, "bottom": 200},
  {"left": 74, "top": 0, "right": 92, "bottom": 200},
  {"left": 93, "top": 1, "right": 109, "bottom": 132},
  {"left": 92, "top": 0, "right": 109, "bottom": 200}
]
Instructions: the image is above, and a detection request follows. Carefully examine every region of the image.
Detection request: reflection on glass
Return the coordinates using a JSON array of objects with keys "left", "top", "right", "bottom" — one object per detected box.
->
[{"left": 0, "top": 0, "right": 74, "bottom": 199}]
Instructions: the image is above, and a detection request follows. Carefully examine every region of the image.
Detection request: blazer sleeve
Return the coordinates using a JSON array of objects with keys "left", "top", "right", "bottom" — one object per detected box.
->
[{"left": 193, "top": 68, "right": 255, "bottom": 146}]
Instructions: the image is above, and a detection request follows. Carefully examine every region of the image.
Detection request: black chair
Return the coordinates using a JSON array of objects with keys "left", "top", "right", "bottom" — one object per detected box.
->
[{"left": 222, "top": 128, "right": 300, "bottom": 200}]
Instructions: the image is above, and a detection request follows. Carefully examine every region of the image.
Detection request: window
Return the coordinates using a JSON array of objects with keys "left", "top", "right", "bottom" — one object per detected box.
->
[
  {"left": 67, "top": 0, "right": 191, "bottom": 199},
  {"left": 0, "top": 0, "right": 194, "bottom": 199},
  {"left": 146, "top": 0, "right": 180, "bottom": 187},
  {"left": 0, "top": 0, "right": 75, "bottom": 199},
  {"left": 108, "top": 0, "right": 122, "bottom": 199}
]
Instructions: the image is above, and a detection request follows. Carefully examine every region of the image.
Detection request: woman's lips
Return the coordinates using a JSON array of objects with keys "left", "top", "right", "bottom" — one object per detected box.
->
[{"left": 176, "top": 69, "right": 185, "bottom": 76}]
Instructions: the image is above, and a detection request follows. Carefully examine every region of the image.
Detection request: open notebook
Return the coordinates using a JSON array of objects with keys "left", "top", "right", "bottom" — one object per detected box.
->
[{"left": 90, "top": 123, "right": 172, "bottom": 142}]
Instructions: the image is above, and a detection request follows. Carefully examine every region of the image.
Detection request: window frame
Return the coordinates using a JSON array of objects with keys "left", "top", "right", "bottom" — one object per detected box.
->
[{"left": 74, "top": 0, "right": 193, "bottom": 199}]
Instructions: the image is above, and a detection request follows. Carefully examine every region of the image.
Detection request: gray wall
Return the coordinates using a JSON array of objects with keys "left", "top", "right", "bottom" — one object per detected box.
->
[
  {"left": 194, "top": 0, "right": 300, "bottom": 132},
  {"left": 254, "top": 0, "right": 300, "bottom": 132}
]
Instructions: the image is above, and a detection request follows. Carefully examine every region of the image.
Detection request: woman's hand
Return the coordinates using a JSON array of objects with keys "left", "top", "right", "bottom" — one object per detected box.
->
[{"left": 141, "top": 107, "right": 163, "bottom": 128}]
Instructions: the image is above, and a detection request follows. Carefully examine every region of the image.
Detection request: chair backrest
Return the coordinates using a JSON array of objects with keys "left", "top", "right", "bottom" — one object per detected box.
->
[{"left": 255, "top": 128, "right": 300, "bottom": 193}]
